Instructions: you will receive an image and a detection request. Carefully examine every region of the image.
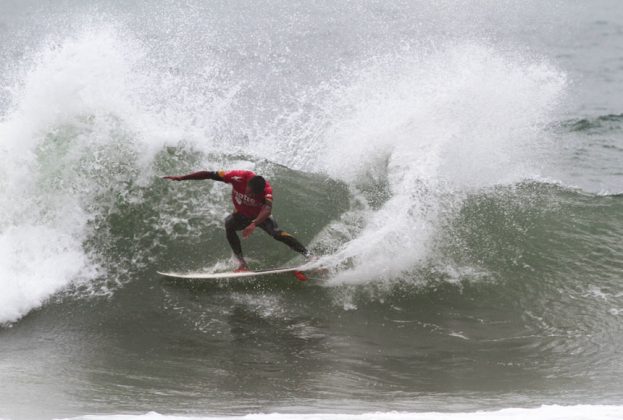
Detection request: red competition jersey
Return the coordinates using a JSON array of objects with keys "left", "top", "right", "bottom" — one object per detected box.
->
[{"left": 219, "top": 170, "right": 273, "bottom": 218}]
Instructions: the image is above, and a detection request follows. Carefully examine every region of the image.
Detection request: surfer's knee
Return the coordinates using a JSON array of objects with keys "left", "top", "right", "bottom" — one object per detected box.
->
[
  {"left": 225, "top": 214, "right": 236, "bottom": 230},
  {"left": 273, "top": 230, "right": 292, "bottom": 240}
]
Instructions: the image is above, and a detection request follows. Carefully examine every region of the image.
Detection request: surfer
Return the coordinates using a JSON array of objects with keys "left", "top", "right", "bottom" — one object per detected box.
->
[{"left": 163, "top": 170, "right": 311, "bottom": 272}]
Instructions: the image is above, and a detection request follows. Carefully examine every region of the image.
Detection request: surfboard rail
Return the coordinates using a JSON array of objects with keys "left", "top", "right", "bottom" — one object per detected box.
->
[{"left": 157, "top": 266, "right": 307, "bottom": 280}]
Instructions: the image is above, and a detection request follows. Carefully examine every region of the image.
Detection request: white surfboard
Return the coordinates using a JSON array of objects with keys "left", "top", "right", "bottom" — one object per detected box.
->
[{"left": 157, "top": 266, "right": 307, "bottom": 280}]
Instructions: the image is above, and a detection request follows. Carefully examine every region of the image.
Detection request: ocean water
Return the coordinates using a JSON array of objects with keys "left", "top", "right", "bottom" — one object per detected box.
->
[{"left": 1, "top": 1, "right": 622, "bottom": 419}]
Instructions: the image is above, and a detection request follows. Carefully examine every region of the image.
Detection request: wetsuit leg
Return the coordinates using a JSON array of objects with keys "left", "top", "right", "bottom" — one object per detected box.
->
[
  {"left": 224, "top": 213, "right": 252, "bottom": 258},
  {"left": 258, "top": 217, "right": 310, "bottom": 257}
]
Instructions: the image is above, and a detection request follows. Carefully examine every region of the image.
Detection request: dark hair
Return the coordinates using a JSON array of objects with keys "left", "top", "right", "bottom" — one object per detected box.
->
[{"left": 248, "top": 175, "right": 266, "bottom": 194}]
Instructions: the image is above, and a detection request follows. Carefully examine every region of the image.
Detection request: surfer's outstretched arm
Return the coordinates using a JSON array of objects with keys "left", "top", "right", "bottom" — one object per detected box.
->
[{"left": 162, "top": 170, "right": 225, "bottom": 182}]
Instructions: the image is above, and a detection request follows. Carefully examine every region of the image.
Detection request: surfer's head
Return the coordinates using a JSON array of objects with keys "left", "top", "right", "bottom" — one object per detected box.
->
[{"left": 248, "top": 175, "right": 266, "bottom": 194}]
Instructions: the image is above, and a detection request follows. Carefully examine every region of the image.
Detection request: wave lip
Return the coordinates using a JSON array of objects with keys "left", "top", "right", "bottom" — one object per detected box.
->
[{"left": 0, "top": 27, "right": 139, "bottom": 324}]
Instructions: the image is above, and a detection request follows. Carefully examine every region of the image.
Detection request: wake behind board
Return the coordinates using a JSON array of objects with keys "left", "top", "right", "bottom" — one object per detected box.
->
[{"left": 157, "top": 266, "right": 307, "bottom": 280}]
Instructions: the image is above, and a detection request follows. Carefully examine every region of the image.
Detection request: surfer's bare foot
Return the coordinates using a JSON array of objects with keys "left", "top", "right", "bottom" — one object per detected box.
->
[{"left": 234, "top": 264, "right": 250, "bottom": 273}]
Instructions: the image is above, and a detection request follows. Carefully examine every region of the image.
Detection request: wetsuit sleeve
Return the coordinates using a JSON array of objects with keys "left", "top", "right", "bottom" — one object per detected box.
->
[{"left": 179, "top": 170, "right": 226, "bottom": 181}]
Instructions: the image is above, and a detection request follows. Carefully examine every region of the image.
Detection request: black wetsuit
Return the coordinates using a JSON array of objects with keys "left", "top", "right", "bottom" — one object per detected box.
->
[{"left": 225, "top": 213, "right": 309, "bottom": 259}]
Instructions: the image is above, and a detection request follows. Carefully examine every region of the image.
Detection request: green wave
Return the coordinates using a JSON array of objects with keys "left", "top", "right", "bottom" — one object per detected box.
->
[{"left": 562, "top": 113, "right": 623, "bottom": 133}]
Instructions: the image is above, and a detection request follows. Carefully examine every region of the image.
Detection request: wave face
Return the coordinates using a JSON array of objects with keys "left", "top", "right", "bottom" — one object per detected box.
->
[
  {"left": 0, "top": 33, "right": 568, "bottom": 323},
  {"left": 1, "top": 0, "right": 623, "bottom": 418}
]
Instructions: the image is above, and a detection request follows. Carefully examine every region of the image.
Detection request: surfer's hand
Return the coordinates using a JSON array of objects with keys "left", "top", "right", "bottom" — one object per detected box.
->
[
  {"left": 242, "top": 222, "right": 256, "bottom": 239},
  {"left": 163, "top": 176, "right": 182, "bottom": 181}
]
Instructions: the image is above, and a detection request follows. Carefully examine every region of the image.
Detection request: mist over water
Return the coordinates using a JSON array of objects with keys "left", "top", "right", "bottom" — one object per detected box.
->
[{"left": 1, "top": 1, "right": 623, "bottom": 419}]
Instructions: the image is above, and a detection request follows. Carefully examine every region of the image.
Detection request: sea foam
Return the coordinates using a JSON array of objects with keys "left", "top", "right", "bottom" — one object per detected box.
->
[{"left": 59, "top": 405, "right": 623, "bottom": 420}]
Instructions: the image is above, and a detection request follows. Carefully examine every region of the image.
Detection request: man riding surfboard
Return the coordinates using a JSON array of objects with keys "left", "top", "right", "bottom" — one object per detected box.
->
[{"left": 163, "top": 170, "right": 311, "bottom": 272}]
